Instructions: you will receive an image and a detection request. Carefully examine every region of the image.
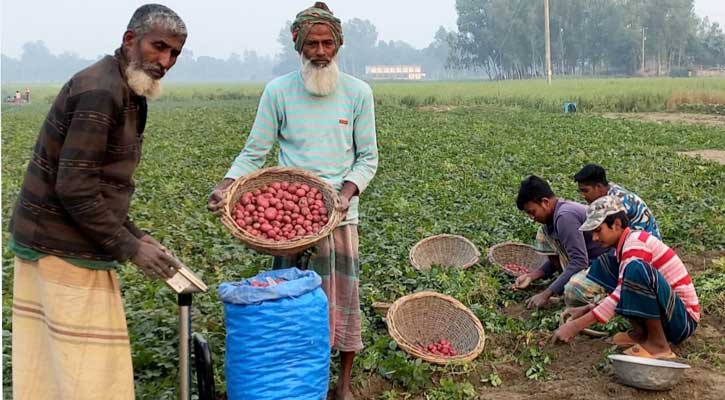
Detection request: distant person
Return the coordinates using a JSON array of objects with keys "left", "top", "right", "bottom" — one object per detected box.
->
[
  {"left": 555, "top": 196, "right": 699, "bottom": 359},
  {"left": 25, "top": 87, "right": 30, "bottom": 103},
  {"left": 207, "top": 2, "right": 379, "bottom": 398},
  {"left": 513, "top": 175, "right": 607, "bottom": 308},
  {"left": 9, "top": 5, "right": 187, "bottom": 399},
  {"left": 14, "top": 90, "right": 21, "bottom": 102}
]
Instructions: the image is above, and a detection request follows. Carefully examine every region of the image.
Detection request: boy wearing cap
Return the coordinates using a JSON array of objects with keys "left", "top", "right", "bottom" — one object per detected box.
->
[{"left": 554, "top": 196, "right": 699, "bottom": 359}]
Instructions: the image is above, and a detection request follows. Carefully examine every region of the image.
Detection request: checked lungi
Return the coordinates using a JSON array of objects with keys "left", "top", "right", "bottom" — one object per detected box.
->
[
  {"left": 542, "top": 226, "right": 614, "bottom": 307},
  {"left": 564, "top": 250, "right": 619, "bottom": 307},
  {"left": 273, "top": 224, "right": 364, "bottom": 352},
  {"left": 614, "top": 260, "right": 697, "bottom": 344}
]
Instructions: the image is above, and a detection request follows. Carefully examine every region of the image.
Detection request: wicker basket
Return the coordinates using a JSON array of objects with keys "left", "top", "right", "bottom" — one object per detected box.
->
[
  {"left": 372, "top": 301, "right": 392, "bottom": 317},
  {"left": 220, "top": 166, "right": 344, "bottom": 256},
  {"left": 409, "top": 234, "right": 480, "bottom": 271},
  {"left": 386, "top": 291, "right": 485, "bottom": 365},
  {"left": 487, "top": 242, "right": 547, "bottom": 277}
]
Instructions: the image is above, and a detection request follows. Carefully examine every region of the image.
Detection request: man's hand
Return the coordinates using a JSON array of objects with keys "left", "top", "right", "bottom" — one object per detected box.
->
[
  {"left": 130, "top": 240, "right": 178, "bottom": 280},
  {"left": 336, "top": 181, "right": 358, "bottom": 219},
  {"left": 554, "top": 320, "right": 581, "bottom": 343},
  {"left": 140, "top": 234, "right": 167, "bottom": 251},
  {"left": 337, "top": 195, "right": 350, "bottom": 212},
  {"left": 512, "top": 273, "right": 533, "bottom": 290},
  {"left": 561, "top": 304, "right": 593, "bottom": 323},
  {"left": 526, "top": 289, "right": 553, "bottom": 309},
  {"left": 207, "top": 178, "right": 235, "bottom": 215}
]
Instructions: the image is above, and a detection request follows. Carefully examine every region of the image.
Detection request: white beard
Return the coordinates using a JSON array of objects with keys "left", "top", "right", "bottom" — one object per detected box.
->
[
  {"left": 125, "top": 63, "right": 162, "bottom": 100},
  {"left": 300, "top": 54, "right": 339, "bottom": 97}
]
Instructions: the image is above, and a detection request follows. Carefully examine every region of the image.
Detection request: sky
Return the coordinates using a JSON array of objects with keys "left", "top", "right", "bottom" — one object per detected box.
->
[{"left": 2, "top": 0, "right": 724, "bottom": 60}]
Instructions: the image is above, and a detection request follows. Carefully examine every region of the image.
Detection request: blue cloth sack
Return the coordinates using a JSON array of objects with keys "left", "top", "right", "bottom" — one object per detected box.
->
[{"left": 219, "top": 268, "right": 330, "bottom": 400}]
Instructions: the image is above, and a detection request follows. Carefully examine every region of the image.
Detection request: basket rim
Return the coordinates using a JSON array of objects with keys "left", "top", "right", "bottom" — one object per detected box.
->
[
  {"left": 409, "top": 234, "right": 481, "bottom": 271},
  {"left": 219, "top": 166, "right": 344, "bottom": 256},
  {"left": 386, "top": 291, "right": 486, "bottom": 365},
  {"left": 486, "top": 241, "right": 543, "bottom": 277}
]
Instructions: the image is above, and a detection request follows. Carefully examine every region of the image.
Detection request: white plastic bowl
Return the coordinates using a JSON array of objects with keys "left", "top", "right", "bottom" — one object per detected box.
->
[{"left": 608, "top": 354, "right": 690, "bottom": 391}]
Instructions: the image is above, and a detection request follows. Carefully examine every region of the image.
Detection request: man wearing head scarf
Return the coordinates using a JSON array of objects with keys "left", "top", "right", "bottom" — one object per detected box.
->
[
  {"left": 208, "top": 3, "right": 378, "bottom": 398},
  {"left": 9, "top": 5, "right": 186, "bottom": 399}
]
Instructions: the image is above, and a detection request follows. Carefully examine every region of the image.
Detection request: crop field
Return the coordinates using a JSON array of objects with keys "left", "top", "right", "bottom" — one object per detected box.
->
[{"left": 2, "top": 79, "right": 725, "bottom": 399}]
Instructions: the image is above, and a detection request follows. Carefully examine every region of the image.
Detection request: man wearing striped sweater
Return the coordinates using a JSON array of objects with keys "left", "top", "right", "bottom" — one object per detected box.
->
[
  {"left": 554, "top": 196, "right": 699, "bottom": 359},
  {"left": 207, "top": 3, "right": 378, "bottom": 399}
]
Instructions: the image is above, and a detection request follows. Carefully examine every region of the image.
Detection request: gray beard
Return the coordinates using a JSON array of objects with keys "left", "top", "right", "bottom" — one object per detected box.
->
[
  {"left": 125, "top": 63, "right": 162, "bottom": 100},
  {"left": 300, "top": 54, "right": 340, "bottom": 97}
]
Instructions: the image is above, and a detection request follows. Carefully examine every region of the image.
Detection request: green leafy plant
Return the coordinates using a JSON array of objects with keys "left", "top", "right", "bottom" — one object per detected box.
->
[
  {"left": 522, "top": 346, "right": 552, "bottom": 381},
  {"left": 3, "top": 82, "right": 724, "bottom": 398},
  {"left": 426, "top": 377, "right": 477, "bottom": 400}
]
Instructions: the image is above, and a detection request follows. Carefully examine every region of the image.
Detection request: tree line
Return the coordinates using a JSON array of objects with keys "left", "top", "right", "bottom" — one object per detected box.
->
[
  {"left": 2, "top": 2, "right": 724, "bottom": 83},
  {"left": 451, "top": 0, "right": 725, "bottom": 79},
  {"left": 0, "top": 19, "right": 459, "bottom": 83}
]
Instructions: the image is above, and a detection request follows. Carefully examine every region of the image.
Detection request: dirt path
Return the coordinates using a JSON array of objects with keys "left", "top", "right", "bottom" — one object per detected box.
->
[
  {"left": 678, "top": 150, "right": 725, "bottom": 165},
  {"left": 601, "top": 112, "right": 725, "bottom": 128},
  {"left": 355, "top": 251, "right": 725, "bottom": 399},
  {"left": 601, "top": 112, "right": 725, "bottom": 165},
  {"left": 467, "top": 318, "right": 725, "bottom": 400}
]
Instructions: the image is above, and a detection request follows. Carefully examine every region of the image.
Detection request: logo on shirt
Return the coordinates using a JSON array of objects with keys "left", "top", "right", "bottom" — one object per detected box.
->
[{"left": 338, "top": 118, "right": 349, "bottom": 125}]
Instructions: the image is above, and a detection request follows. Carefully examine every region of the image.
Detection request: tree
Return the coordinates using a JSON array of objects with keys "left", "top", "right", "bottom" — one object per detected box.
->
[
  {"left": 273, "top": 21, "right": 299, "bottom": 76},
  {"left": 337, "top": 18, "right": 379, "bottom": 76},
  {"left": 450, "top": 0, "right": 715, "bottom": 79},
  {"left": 422, "top": 27, "right": 454, "bottom": 79},
  {"left": 689, "top": 18, "right": 725, "bottom": 67}
]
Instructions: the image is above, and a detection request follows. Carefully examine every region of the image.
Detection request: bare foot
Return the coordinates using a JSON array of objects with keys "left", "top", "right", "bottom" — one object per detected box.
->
[
  {"left": 629, "top": 329, "right": 646, "bottom": 344},
  {"left": 639, "top": 341, "right": 674, "bottom": 358},
  {"left": 624, "top": 343, "right": 677, "bottom": 359},
  {"left": 335, "top": 384, "right": 354, "bottom": 400}
]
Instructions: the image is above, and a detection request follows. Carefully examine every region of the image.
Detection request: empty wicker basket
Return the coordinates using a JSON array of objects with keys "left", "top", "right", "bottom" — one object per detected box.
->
[
  {"left": 409, "top": 234, "right": 480, "bottom": 271},
  {"left": 386, "top": 291, "right": 485, "bottom": 365},
  {"left": 220, "top": 166, "right": 344, "bottom": 256},
  {"left": 487, "top": 242, "right": 547, "bottom": 277}
]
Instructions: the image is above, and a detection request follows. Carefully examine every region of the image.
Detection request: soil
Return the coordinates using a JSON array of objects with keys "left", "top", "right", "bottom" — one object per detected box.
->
[
  {"left": 419, "top": 105, "right": 457, "bottom": 113},
  {"left": 601, "top": 112, "right": 725, "bottom": 128},
  {"left": 354, "top": 251, "right": 725, "bottom": 399},
  {"left": 677, "top": 150, "right": 725, "bottom": 166},
  {"left": 603, "top": 111, "right": 725, "bottom": 165}
]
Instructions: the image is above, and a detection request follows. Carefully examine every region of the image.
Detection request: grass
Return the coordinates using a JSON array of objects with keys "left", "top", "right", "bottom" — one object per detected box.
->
[
  {"left": 370, "top": 77, "right": 725, "bottom": 112},
  {"left": 5, "top": 76, "right": 725, "bottom": 113}
]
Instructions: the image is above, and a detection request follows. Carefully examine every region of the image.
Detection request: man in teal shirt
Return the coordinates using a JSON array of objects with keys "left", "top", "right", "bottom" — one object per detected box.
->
[{"left": 208, "top": 3, "right": 378, "bottom": 399}]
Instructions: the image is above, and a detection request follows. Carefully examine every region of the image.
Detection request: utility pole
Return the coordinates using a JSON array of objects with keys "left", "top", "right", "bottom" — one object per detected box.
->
[
  {"left": 641, "top": 26, "right": 646, "bottom": 72},
  {"left": 559, "top": 27, "right": 564, "bottom": 74},
  {"left": 544, "top": 0, "right": 552, "bottom": 84}
]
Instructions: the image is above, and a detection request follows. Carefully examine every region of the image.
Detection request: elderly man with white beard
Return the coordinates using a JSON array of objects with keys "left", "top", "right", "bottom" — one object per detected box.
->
[
  {"left": 8, "top": 4, "right": 186, "bottom": 399},
  {"left": 207, "top": 2, "right": 378, "bottom": 398}
]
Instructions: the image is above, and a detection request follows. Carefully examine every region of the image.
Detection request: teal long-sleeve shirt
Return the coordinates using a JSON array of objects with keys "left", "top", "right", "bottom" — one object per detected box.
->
[{"left": 225, "top": 70, "right": 379, "bottom": 225}]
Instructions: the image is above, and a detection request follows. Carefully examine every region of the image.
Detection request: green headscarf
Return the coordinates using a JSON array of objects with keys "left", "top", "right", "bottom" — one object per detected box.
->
[{"left": 290, "top": 2, "right": 343, "bottom": 53}]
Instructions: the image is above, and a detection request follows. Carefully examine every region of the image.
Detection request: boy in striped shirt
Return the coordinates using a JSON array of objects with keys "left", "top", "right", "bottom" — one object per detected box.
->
[{"left": 554, "top": 196, "right": 699, "bottom": 359}]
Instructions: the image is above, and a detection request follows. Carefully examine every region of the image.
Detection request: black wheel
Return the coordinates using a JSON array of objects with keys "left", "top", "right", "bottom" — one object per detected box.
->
[{"left": 192, "top": 333, "right": 217, "bottom": 400}]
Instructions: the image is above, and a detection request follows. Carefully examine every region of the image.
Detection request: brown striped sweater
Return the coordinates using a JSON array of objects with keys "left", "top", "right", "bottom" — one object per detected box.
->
[{"left": 9, "top": 48, "right": 148, "bottom": 262}]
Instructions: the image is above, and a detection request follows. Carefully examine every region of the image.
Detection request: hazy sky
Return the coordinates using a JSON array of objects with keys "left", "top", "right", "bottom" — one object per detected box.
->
[{"left": 2, "top": 0, "right": 724, "bottom": 60}]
